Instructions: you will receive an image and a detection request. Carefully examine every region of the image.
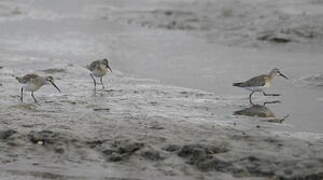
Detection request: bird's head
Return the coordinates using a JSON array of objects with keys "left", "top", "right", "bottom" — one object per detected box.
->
[
  {"left": 270, "top": 68, "right": 288, "bottom": 79},
  {"left": 102, "top": 58, "right": 112, "bottom": 72},
  {"left": 45, "top": 76, "right": 61, "bottom": 92},
  {"left": 45, "top": 76, "right": 54, "bottom": 82}
]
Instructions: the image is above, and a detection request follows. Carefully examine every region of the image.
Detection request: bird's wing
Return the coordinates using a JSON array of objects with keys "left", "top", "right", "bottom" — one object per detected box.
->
[
  {"left": 243, "top": 75, "right": 266, "bottom": 87},
  {"left": 87, "top": 60, "right": 100, "bottom": 71},
  {"left": 16, "top": 73, "right": 39, "bottom": 84}
]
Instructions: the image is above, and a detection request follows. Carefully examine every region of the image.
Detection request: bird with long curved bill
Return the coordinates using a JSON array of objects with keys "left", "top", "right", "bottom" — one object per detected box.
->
[
  {"left": 233, "top": 68, "right": 288, "bottom": 103},
  {"left": 16, "top": 73, "right": 61, "bottom": 103}
]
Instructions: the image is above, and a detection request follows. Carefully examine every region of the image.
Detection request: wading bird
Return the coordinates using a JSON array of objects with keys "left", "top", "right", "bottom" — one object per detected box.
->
[
  {"left": 16, "top": 74, "right": 61, "bottom": 103},
  {"left": 233, "top": 68, "right": 288, "bottom": 103},
  {"left": 87, "top": 58, "right": 112, "bottom": 89}
]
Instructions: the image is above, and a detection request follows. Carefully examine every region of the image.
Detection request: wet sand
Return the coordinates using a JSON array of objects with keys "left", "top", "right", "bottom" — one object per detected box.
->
[{"left": 1, "top": 0, "right": 323, "bottom": 179}]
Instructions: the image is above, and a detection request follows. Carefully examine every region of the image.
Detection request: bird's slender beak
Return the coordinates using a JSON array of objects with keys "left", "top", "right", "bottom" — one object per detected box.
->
[
  {"left": 279, "top": 73, "right": 288, "bottom": 79},
  {"left": 50, "top": 81, "right": 61, "bottom": 92},
  {"left": 106, "top": 65, "right": 112, "bottom": 72}
]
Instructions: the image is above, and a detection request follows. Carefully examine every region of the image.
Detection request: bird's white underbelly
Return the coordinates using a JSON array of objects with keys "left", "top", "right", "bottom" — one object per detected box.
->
[
  {"left": 23, "top": 83, "right": 41, "bottom": 92},
  {"left": 244, "top": 81, "right": 271, "bottom": 92},
  {"left": 92, "top": 69, "right": 107, "bottom": 77},
  {"left": 245, "top": 86, "right": 266, "bottom": 92}
]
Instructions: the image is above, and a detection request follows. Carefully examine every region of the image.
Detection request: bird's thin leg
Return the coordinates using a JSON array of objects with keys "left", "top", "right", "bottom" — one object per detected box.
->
[
  {"left": 31, "top": 92, "right": 38, "bottom": 103},
  {"left": 20, "top": 87, "right": 24, "bottom": 102},
  {"left": 249, "top": 91, "right": 255, "bottom": 105},
  {"left": 90, "top": 73, "right": 97, "bottom": 89},
  {"left": 100, "top": 77, "right": 105, "bottom": 89},
  {"left": 263, "top": 100, "right": 281, "bottom": 106},
  {"left": 263, "top": 91, "right": 280, "bottom": 96}
]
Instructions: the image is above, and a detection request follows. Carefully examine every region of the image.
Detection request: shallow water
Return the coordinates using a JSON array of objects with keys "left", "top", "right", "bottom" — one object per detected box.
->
[{"left": 0, "top": 0, "right": 323, "bottom": 135}]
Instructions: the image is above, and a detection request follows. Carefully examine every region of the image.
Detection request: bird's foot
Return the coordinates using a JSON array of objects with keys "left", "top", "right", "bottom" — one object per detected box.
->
[
  {"left": 272, "top": 94, "right": 280, "bottom": 96},
  {"left": 263, "top": 92, "right": 280, "bottom": 96},
  {"left": 263, "top": 100, "right": 281, "bottom": 105}
]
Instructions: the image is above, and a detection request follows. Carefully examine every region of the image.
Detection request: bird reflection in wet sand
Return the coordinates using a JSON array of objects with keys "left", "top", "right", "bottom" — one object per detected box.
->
[{"left": 234, "top": 101, "right": 289, "bottom": 123}]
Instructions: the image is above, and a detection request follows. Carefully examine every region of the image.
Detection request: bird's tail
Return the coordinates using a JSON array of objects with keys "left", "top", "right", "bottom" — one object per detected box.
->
[
  {"left": 232, "top": 82, "right": 243, "bottom": 87},
  {"left": 15, "top": 76, "right": 23, "bottom": 83},
  {"left": 85, "top": 64, "right": 90, "bottom": 70}
]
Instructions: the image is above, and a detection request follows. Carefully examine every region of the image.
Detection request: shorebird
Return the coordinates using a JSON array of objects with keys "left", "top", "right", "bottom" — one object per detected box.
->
[
  {"left": 233, "top": 68, "right": 288, "bottom": 103},
  {"left": 16, "top": 74, "right": 61, "bottom": 103},
  {"left": 87, "top": 58, "right": 112, "bottom": 89}
]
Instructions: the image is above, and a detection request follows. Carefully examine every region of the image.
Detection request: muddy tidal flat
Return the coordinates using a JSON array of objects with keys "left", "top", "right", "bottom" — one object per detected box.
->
[{"left": 1, "top": 0, "right": 323, "bottom": 179}]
